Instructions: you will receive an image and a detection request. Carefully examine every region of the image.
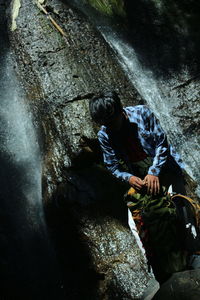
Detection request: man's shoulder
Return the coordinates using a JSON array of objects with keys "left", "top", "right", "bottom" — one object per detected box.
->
[
  {"left": 97, "top": 125, "right": 107, "bottom": 139},
  {"left": 124, "top": 105, "right": 150, "bottom": 119}
]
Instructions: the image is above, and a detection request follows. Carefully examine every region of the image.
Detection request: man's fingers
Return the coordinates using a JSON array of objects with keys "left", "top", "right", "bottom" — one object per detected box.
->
[
  {"left": 155, "top": 178, "right": 160, "bottom": 194},
  {"left": 133, "top": 183, "right": 142, "bottom": 190},
  {"left": 154, "top": 179, "right": 158, "bottom": 195},
  {"left": 134, "top": 184, "right": 142, "bottom": 190},
  {"left": 134, "top": 179, "right": 143, "bottom": 190},
  {"left": 144, "top": 176, "right": 151, "bottom": 193},
  {"left": 129, "top": 176, "right": 144, "bottom": 190},
  {"left": 150, "top": 179, "right": 154, "bottom": 194},
  {"left": 146, "top": 177, "right": 160, "bottom": 195},
  {"left": 157, "top": 180, "right": 160, "bottom": 194},
  {"left": 155, "top": 179, "right": 160, "bottom": 194},
  {"left": 136, "top": 177, "right": 143, "bottom": 183},
  {"left": 136, "top": 179, "right": 144, "bottom": 187},
  {"left": 147, "top": 179, "right": 151, "bottom": 194}
]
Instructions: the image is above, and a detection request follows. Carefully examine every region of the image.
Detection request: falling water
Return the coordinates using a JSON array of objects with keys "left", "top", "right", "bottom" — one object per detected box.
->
[
  {"left": 0, "top": 3, "right": 65, "bottom": 298},
  {"left": 1, "top": 54, "right": 42, "bottom": 211}
]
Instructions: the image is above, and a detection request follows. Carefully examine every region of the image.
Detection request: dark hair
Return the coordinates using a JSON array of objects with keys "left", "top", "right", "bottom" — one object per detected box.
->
[{"left": 89, "top": 91, "right": 123, "bottom": 124}]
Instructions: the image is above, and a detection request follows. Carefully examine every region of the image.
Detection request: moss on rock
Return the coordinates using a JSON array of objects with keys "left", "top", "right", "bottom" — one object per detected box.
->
[{"left": 86, "top": 0, "right": 126, "bottom": 17}]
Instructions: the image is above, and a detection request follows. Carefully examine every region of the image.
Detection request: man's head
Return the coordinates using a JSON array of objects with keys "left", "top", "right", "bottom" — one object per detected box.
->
[{"left": 89, "top": 91, "right": 124, "bottom": 131}]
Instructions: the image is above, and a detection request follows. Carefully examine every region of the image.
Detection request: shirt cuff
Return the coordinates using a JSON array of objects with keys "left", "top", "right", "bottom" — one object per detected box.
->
[{"left": 148, "top": 166, "right": 160, "bottom": 176}]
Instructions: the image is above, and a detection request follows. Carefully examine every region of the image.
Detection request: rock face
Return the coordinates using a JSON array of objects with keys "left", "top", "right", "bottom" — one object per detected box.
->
[
  {"left": 7, "top": 0, "right": 200, "bottom": 298},
  {"left": 8, "top": 0, "right": 152, "bottom": 299}
]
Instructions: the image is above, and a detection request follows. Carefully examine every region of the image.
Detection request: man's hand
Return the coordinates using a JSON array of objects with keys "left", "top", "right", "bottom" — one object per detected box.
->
[
  {"left": 144, "top": 174, "right": 160, "bottom": 195},
  {"left": 129, "top": 176, "right": 145, "bottom": 191}
]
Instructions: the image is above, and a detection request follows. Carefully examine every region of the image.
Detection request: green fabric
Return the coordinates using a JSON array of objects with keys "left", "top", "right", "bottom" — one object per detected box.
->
[
  {"left": 131, "top": 156, "right": 153, "bottom": 177},
  {"left": 125, "top": 191, "right": 188, "bottom": 282}
]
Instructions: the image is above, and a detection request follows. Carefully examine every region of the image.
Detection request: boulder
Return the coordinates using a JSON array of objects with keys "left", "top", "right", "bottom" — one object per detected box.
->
[{"left": 153, "top": 269, "right": 200, "bottom": 300}]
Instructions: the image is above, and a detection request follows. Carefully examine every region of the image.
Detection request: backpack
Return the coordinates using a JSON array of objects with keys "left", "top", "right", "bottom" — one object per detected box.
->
[
  {"left": 171, "top": 194, "right": 200, "bottom": 253},
  {"left": 125, "top": 188, "right": 200, "bottom": 284}
]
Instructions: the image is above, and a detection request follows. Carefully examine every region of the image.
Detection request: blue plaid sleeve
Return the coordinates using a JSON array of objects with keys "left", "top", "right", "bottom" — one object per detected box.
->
[
  {"left": 142, "top": 106, "right": 170, "bottom": 176},
  {"left": 98, "top": 131, "right": 133, "bottom": 182}
]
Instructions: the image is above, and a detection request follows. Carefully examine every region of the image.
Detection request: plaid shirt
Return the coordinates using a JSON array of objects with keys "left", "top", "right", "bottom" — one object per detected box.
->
[{"left": 98, "top": 105, "right": 184, "bottom": 182}]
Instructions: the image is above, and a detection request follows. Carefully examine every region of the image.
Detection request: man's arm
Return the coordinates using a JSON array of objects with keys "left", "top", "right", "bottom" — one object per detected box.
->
[
  {"left": 142, "top": 106, "right": 170, "bottom": 194},
  {"left": 98, "top": 131, "right": 132, "bottom": 181},
  {"left": 142, "top": 106, "right": 170, "bottom": 176},
  {"left": 98, "top": 132, "right": 144, "bottom": 189}
]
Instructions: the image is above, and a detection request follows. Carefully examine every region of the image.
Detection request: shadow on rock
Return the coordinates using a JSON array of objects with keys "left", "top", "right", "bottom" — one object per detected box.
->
[{"left": 44, "top": 142, "right": 133, "bottom": 299}]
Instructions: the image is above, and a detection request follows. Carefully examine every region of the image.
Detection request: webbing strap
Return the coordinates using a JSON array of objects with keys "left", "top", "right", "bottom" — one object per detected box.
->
[{"left": 171, "top": 194, "right": 200, "bottom": 227}]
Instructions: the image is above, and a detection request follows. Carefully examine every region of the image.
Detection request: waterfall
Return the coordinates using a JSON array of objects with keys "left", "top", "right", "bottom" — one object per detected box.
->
[
  {"left": 1, "top": 53, "right": 42, "bottom": 210},
  {"left": 0, "top": 5, "right": 65, "bottom": 297}
]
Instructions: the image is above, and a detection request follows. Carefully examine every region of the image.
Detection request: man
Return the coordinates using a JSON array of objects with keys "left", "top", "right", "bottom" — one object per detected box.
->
[
  {"left": 89, "top": 91, "right": 185, "bottom": 195},
  {"left": 89, "top": 92, "right": 200, "bottom": 285}
]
